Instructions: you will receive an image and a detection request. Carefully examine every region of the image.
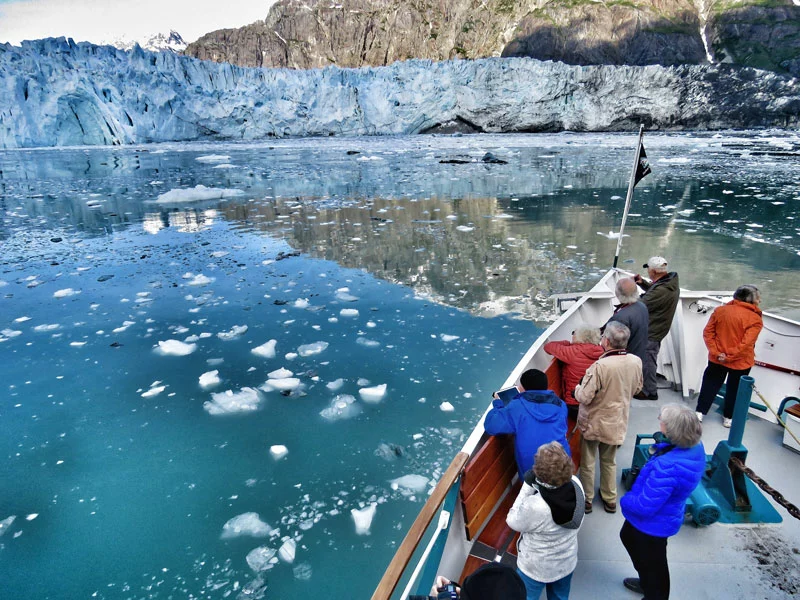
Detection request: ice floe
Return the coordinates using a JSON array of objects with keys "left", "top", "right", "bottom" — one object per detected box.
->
[
  {"left": 439, "top": 334, "right": 459, "bottom": 342},
  {"left": 185, "top": 273, "right": 215, "bottom": 286},
  {"left": 391, "top": 474, "right": 430, "bottom": 495},
  {"left": 217, "top": 325, "right": 248, "bottom": 340},
  {"left": 340, "top": 308, "right": 359, "bottom": 317},
  {"left": 2, "top": 329, "right": 22, "bottom": 338},
  {"left": 156, "top": 339, "right": 197, "bottom": 356},
  {"left": 270, "top": 445, "right": 289, "bottom": 460},
  {"left": 246, "top": 546, "right": 278, "bottom": 572},
  {"left": 141, "top": 384, "right": 166, "bottom": 398},
  {"left": 203, "top": 387, "right": 262, "bottom": 415},
  {"left": 261, "top": 377, "right": 302, "bottom": 392},
  {"left": 359, "top": 383, "right": 387, "bottom": 403},
  {"left": 326, "top": 378, "right": 344, "bottom": 391},
  {"left": 351, "top": 503, "right": 377, "bottom": 535},
  {"left": 297, "top": 341, "right": 328, "bottom": 357},
  {"left": 440, "top": 401, "right": 455, "bottom": 412},
  {"left": 268, "top": 368, "right": 293, "bottom": 379},
  {"left": 220, "top": 512, "right": 273, "bottom": 539},
  {"left": 335, "top": 288, "right": 359, "bottom": 302},
  {"left": 356, "top": 337, "right": 380, "bottom": 348},
  {"left": 155, "top": 185, "right": 244, "bottom": 203},
  {"left": 199, "top": 370, "right": 220, "bottom": 389},
  {"left": 195, "top": 154, "right": 231, "bottom": 163},
  {"left": 456, "top": 225, "right": 474, "bottom": 232},
  {"left": 320, "top": 394, "right": 361, "bottom": 421},
  {"left": 278, "top": 538, "right": 296, "bottom": 563},
  {"left": 252, "top": 340, "right": 277, "bottom": 358},
  {"left": 0, "top": 515, "right": 16, "bottom": 537},
  {"left": 293, "top": 298, "right": 310, "bottom": 308},
  {"left": 33, "top": 324, "right": 60, "bottom": 332},
  {"left": 53, "top": 288, "right": 80, "bottom": 298}
]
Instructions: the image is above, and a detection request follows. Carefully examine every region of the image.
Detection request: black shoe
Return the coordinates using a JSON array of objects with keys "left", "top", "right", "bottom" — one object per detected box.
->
[
  {"left": 602, "top": 499, "right": 617, "bottom": 513},
  {"left": 623, "top": 578, "right": 643, "bottom": 594},
  {"left": 634, "top": 392, "right": 658, "bottom": 400},
  {"left": 584, "top": 501, "right": 593, "bottom": 514}
]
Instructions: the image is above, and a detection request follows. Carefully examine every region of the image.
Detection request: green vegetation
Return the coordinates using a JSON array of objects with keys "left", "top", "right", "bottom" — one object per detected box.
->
[{"left": 496, "top": 0, "right": 516, "bottom": 15}]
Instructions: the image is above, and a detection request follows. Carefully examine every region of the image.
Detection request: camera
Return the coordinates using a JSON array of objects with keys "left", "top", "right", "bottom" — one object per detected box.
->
[{"left": 437, "top": 583, "right": 459, "bottom": 600}]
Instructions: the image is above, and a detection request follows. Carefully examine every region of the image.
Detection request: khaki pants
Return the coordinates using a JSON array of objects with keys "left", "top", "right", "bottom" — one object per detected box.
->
[{"left": 579, "top": 437, "right": 619, "bottom": 504}]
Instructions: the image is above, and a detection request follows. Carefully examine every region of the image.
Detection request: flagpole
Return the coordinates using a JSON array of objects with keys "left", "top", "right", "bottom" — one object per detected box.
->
[{"left": 612, "top": 124, "right": 645, "bottom": 269}]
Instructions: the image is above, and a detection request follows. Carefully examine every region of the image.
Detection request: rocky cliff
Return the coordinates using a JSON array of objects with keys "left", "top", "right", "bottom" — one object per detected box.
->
[
  {"left": 1, "top": 38, "right": 798, "bottom": 148},
  {"left": 184, "top": 0, "right": 800, "bottom": 76}
]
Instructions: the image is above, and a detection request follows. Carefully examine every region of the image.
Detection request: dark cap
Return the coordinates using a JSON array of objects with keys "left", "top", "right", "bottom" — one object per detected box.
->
[{"left": 461, "top": 563, "right": 526, "bottom": 600}]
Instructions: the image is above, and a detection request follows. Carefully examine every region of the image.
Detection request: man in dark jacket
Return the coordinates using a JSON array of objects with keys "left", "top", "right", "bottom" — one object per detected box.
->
[
  {"left": 603, "top": 277, "right": 648, "bottom": 366},
  {"left": 484, "top": 369, "right": 570, "bottom": 479},
  {"left": 633, "top": 257, "right": 680, "bottom": 400}
]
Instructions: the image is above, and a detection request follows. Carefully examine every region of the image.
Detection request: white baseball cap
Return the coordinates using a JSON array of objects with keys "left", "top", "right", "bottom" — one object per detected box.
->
[{"left": 643, "top": 256, "right": 668, "bottom": 269}]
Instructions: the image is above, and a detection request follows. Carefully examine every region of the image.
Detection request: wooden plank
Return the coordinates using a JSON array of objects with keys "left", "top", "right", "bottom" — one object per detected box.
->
[
  {"left": 465, "top": 460, "right": 517, "bottom": 540},
  {"left": 458, "top": 554, "right": 490, "bottom": 585},
  {"left": 460, "top": 434, "right": 514, "bottom": 501},
  {"left": 461, "top": 441, "right": 514, "bottom": 511},
  {"left": 371, "top": 451, "right": 470, "bottom": 600},
  {"left": 475, "top": 480, "right": 522, "bottom": 550}
]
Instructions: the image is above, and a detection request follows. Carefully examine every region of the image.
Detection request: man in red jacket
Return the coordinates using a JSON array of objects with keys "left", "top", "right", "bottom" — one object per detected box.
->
[{"left": 694, "top": 285, "right": 763, "bottom": 427}]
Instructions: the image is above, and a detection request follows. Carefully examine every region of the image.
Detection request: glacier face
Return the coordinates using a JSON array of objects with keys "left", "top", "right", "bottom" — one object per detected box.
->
[{"left": 0, "top": 37, "right": 798, "bottom": 149}]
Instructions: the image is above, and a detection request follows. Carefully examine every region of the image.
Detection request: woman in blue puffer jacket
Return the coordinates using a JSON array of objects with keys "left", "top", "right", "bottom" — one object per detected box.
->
[{"left": 619, "top": 403, "right": 705, "bottom": 600}]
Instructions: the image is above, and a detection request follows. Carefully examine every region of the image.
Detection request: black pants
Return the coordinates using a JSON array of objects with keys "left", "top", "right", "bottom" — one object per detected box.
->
[
  {"left": 620, "top": 520, "right": 669, "bottom": 600},
  {"left": 694, "top": 361, "right": 751, "bottom": 419}
]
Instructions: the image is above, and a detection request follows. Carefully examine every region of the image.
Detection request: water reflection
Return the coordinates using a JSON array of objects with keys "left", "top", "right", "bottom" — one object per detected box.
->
[{"left": 1, "top": 132, "right": 799, "bottom": 319}]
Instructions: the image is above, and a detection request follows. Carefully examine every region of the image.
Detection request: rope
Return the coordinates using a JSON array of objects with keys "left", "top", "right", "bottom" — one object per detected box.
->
[
  {"left": 729, "top": 457, "right": 800, "bottom": 521},
  {"left": 752, "top": 384, "right": 800, "bottom": 448}
]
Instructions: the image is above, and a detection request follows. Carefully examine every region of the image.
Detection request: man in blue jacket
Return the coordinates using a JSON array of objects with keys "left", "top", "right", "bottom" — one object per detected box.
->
[{"left": 484, "top": 369, "right": 570, "bottom": 479}]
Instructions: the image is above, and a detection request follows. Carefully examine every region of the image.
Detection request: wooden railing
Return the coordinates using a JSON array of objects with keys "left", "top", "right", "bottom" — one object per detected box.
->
[{"left": 371, "top": 451, "right": 471, "bottom": 600}]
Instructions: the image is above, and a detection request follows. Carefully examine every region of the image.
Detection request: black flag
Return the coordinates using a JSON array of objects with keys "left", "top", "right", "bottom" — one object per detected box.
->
[{"left": 634, "top": 145, "right": 652, "bottom": 187}]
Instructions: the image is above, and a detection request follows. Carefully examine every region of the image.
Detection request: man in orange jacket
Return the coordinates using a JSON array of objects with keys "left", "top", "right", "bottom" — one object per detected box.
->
[{"left": 694, "top": 285, "right": 763, "bottom": 427}]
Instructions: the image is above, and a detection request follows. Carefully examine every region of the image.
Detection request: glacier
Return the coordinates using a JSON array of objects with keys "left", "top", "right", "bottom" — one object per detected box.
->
[{"left": 1, "top": 37, "right": 799, "bottom": 149}]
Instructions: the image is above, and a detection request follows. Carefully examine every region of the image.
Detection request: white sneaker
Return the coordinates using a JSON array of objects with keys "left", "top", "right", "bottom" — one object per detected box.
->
[
  {"left": 723, "top": 418, "right": 732, "bottom": 428},
  {"left": 695, "top": 412, "right": 703, "bottom": 422}
]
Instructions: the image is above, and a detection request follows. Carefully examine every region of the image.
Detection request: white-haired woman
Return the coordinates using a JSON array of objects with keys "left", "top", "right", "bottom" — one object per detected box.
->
[
  {"left": 544, "top": 324, "right": 603, "bottom": 410},
  {"left": 695, "top": 285, "right": 763, "bottom": 427},
  {"left": 619, "top": 403, "right": 705, "bottom": 600}
]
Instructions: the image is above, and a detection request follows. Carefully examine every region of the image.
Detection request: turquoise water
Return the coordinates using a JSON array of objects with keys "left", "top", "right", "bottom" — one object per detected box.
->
[{"left": 1, "top": 132, "right": 799, "bottom": 599}]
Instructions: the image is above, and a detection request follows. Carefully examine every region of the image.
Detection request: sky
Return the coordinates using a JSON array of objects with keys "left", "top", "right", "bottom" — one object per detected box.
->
[{"left": 0, "top": 0, "right": 278, "bottom": 45}]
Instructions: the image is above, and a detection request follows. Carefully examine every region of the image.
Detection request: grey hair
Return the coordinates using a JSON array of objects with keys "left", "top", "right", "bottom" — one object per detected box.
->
[
  {"left": 733, "top": 285, "right": 761, "bottom": 305},
  {"left": 573, "top": 324, "right": 601, "bottom": 345},
  {"left": 615, "top": 277, "right": 640, "bottom": 304},
  {"left": 603, "top": 321, "right": 630, "bottom": 350},
  {"left": 650, "top": 264, "right": 668, "bottom": 275},
  {"left": 659, "top": 403, "right": 702, "bottom": 448}
]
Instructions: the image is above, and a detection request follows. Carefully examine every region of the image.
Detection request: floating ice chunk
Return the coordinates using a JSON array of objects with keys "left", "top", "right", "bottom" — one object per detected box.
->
[
  {"left": 596, "top": 231, "right": 628, "bottom": 239},
  {"left": 34, "top": 324, "right": 60, "bottom": 332},
  {"left": 157, "top": 339, "right": 197, "bottom": 356},
  {"left": 269, "top": 368, "right": 294, "bottom": 379},
  {"left": 440, "top": 401, "right": 455, "bottom": 412},
  {"left": 340, "top": 309, "right": 359, "bottom": 318},
  {"left": 252, "top": 340, "right": 277, "bottom": 358},
  {"left": 391, "top": 475, "right": 429, "bottom": 494},
  {"left": 142, "top": 385, "right": 166, "bottom": 398},
  {"left": 351, "top": 503, "right": 377, "bottom": 535},
  {"left": 212, "top": 163, "right": 236, "bottom": 169},
  {"left": 285, "top": 352, "right": 298, "bottom": 360},
  {"left": 218, "top": 325, "right": 248, "bottom": 340},
  {"left": 440, "top": 334, "right": 459, "bottom": 342},
  {"left": 359, "top": 384, "right": 387, "bottom": 403},
  {"left": 278, "top": 538, "right": 296, "bottom": 563},
  {"left": 270, "top": 445, "right": 289, "bottom": 460},
  {"left": 293, "top": 563, "right": 312, "bottom": 581},
  {"left": 155, "top": 185, "right": 244, "bottom": 203},
  {"left": 221, "top": 512, "right": 272, "bottom": 539},
  {"left": 357, "top": 378, "right": 371, "bottom": 386},
  {"left": 261, "top": 377, "right": 301, "bottom": 392},
  {"left": 0, "top": 515, "right": 16, "bottom": 537},
  {"left": 14, "top": 316, "right": 31, "bottom": 323},
  {"left": 204, "top": 387, "right": 262, "bottom": 415},
  {"left": 2, "top": 329, "right": 22, "bottom": 338},
  {"left": 185, "top": 273, "right": 215, "bottom": 287},
  {"left": 293, "top": 298, "right": 310, "bottom": 309},
  {"left": 246, "top": 546, "right": 278, "bottom": 572},
  {"left": 610, "top": 195, "right": 623, "bottom": 200},
  {"left": 195, "top": 154, "right": 231, "bottom": 163},
  {"left": 298, "top": 341, "right": 328, "bottom": 357},
  {"left": 25, "top": 514, "right": 38, "bottom": 521},
  {"left": 320, "top": 394, "right": 361, "bottom": 421},
  {"left": 746, "top": 223, "right": 763, "bottom": 228},
  {"left": 456, "top": 225, "right": 474, "bottom": 232},
  {"left": 335, "top": 288, "right": 359, "bottom": 302},
  {"left": 326, "top": 378, "right": 344, "bottom": 391},
  {"left": 53, "top": 288, "right": 80, "bottom": 298},
  {"left": 199, "top": 371, "right": 220, "bottom": 389},
  {"left": 356, "top": 337, "right": 380, "bottom": 348}
]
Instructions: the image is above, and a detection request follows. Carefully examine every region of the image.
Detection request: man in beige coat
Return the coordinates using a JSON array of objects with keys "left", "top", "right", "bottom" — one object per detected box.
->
[{"left": 575, "top": 321, "right": 643, "bottom": 514}]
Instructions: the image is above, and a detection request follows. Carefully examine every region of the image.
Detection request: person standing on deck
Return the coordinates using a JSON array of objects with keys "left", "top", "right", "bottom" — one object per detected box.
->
[
  {"left": 602, "top": 278, "right": 648, "bottom": 368},
  {"left": 507, "top": 442, "right": 585, "bottom": 600},
  {"left": 544, "top": 324, "right": 604, "bottom": 420},
  {"left": 574, "top": 321, "right": 642, "bottom": 514},
  {"left": 484, "top": 369, "right": 570, "bottom": 480},
  {"left": 633, "top": 256, "right": 680, "bottom": 401},
  {"left": 694, "top": 285, "right": 763, "bottom": 428},
  {"left": 619, "top": 403, "right": 705, "bottom": 600}
]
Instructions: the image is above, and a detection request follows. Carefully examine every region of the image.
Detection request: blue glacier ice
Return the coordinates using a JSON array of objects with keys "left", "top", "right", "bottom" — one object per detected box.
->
[{"left": 1, "top": 37, "right": 799, "bottom": 148}]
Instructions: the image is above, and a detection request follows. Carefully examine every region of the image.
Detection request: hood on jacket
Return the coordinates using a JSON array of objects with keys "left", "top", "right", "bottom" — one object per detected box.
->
[
  {"left": 517, "top": 389, "right": 565, "bottom": 423},
  {"left": 536, "top": 477, "right": 585, "bottom": 529}
]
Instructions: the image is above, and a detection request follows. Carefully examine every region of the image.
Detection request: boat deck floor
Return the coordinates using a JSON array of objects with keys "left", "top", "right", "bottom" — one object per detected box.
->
[{"left": 562, "top": 386, "right": 800, "bottom": 599}]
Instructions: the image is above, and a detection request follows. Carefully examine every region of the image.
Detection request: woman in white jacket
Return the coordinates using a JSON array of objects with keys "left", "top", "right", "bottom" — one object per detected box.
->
[{"left": 507, "top": 441, "right": 586, "bottom": 600}]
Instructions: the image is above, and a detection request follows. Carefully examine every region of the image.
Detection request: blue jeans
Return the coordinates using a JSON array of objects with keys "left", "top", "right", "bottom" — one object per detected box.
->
[{"left": 517, "top": 569, "right": 573, "bottom": 600}]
